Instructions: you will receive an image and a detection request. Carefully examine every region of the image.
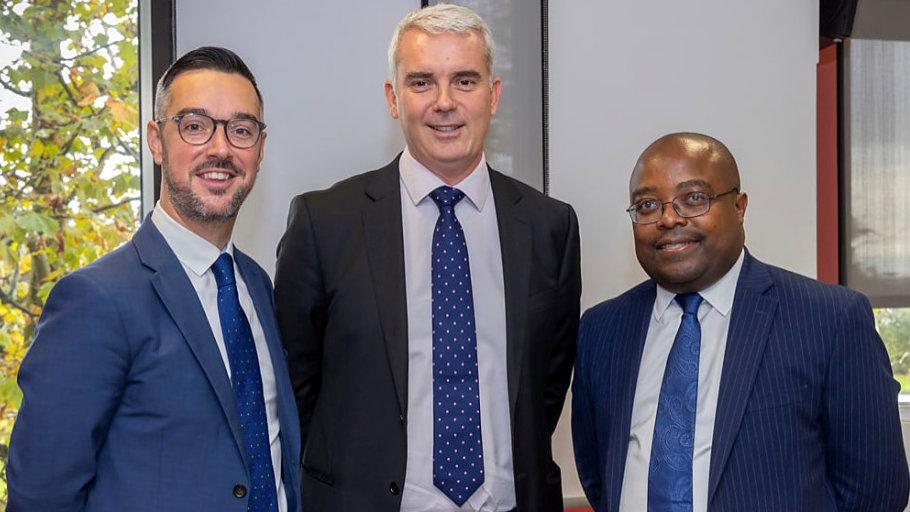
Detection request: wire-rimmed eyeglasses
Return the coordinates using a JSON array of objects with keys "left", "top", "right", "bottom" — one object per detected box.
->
[
  {"left": 626, "top": 187, "right": 739, "bottom": 224},
  {"left": 156, "top": 113, "right": 266, "bottom": 149}
]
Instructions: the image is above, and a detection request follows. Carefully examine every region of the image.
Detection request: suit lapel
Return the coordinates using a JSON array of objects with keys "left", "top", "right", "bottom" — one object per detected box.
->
[
  {"left": 489, "top": 170, "right": 532, "bottom": 416},
  {"left": 132, "top": 220, "right": 247, "bottom": 465},
  {"left": 607, "top": 283, "right": 655, "bottom": 510},
  {"left": 708, "top": 252, "right": 776, "bottom": 503},
  {"left": 363, "top": 159, "right": 410, "bottom": 417}
]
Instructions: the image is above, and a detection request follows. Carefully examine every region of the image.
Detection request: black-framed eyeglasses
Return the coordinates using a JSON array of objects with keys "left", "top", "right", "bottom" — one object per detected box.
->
[
  {"left": 156, "top": 113, "right": 266, "bottom": 149},
  {"left": 626, "top": 187, "right": 739, "bottom": 224}
]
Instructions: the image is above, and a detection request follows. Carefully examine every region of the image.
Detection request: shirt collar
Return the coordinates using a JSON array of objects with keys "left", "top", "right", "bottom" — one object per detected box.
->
[
  {"left": 398, "top": 146, "right": 490, "bottom": 212},
  {"left": 151, "top": 202, "right": 235, "bottom": 277},
  {"left": 652, "top": 248, "right": 746, "bottom": 322}
]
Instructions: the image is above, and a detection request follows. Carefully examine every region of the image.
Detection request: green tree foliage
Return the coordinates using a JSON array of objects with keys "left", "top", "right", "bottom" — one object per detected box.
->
[
  {"left": 876, "top": 308, "right": 910, "bottom": 380},
  {"left": 0, "top": 0, "right": 139, "bottom": 502}
]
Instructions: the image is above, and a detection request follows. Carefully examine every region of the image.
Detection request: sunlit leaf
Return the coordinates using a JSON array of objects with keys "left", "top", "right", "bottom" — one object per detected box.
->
[
  {"left": 0, "top": 0, "right": 140, "bottom": 485},
  {"left": 106, "top": 96, "right": 137, "bottom": 130},
  {"left": 15, "top": 212, "right": 58, "bottom": 235},
  {"left": 76, "top": 81, "right": 101, "bottom": 106}
]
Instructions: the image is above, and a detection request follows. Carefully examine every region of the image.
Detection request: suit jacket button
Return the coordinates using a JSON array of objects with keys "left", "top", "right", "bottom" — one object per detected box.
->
[
  {"left": 389, "top": 482, "right": 400, "bottom": 495},
  {"left": 233, "top": 484, "right": 247, "bottom": 498}
]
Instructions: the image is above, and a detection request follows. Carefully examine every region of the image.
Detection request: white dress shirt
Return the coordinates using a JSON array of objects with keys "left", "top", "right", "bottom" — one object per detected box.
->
[
  {"left": 619, "top": 250, "right": 745, "bottom": 512},
  {"left": 398, "top": 148, "right": 516, "bottom": 512},
  {"left": 151, "top": 205, "right": 286, "bottom": 512}
]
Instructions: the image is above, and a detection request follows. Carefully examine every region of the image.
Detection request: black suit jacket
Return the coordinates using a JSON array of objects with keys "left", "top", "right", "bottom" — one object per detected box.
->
[{"left": 275, "top": 156, "right": 581, "bottom": 511}]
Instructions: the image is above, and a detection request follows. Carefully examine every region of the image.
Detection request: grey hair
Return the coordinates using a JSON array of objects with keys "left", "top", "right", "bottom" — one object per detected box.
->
[
  {"left": 387, "top": 3, "right": 495, "bottom": 87},
  {"left": 153, "top": 78, "right": 171, "bottom": 120}
]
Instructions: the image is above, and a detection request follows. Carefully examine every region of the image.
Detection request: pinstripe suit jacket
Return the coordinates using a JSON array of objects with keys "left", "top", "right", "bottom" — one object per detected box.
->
[{"left": 572, "top": 251, "right": 909, "bottom": 511}]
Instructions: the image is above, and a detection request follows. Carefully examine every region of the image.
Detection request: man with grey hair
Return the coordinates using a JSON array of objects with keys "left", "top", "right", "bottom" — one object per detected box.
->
[{"left": 276, "top": 4, "right": 580, "bottom": 511}]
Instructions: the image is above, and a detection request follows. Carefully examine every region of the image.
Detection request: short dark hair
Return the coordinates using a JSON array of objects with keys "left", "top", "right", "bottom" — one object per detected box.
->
[{"left": 153, "top": 46, "right": 263, "bottom": 118}]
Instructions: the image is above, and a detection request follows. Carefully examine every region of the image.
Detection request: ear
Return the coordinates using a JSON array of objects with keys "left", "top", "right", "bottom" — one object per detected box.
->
[
  {"left": 384, "top": 81, "right": 399, "bottom": 119},
  {"left": 735, "top": 191, "right": 748, "bottom": 223},
  {"left": 489, "top": 76, "right": 503, "bottom": 116},
  {"left": 256, "top": 131, "right": 267, "bottom": 165},
  {"left": 147, "top": 120, "right": 164, "bottom": 165}
]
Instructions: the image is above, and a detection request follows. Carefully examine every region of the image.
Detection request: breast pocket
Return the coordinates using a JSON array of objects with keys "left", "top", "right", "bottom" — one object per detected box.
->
[{"left": 746, "top": 384, "right": 813, "bottom": 413}]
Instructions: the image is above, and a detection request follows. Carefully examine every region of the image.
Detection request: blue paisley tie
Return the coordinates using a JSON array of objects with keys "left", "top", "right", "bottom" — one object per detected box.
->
[
  {"left": 648, "top": 292, "right": 703, "bottom": 512},
  {"left": 211, "top": 253, "right": 279, "bottom": 512},
  {"left": 429, "top": 186, "right": 484, "bottom": 506}
]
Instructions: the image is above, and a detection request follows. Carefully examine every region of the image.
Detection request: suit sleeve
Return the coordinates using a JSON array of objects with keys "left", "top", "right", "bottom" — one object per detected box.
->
[
  {"left": 824, "top": 291, "right": 909, "bottom": 511},
  {"left": 7, "top": 272, "right": 130, "bottom": 512},
  {"left": 542, "top": 204, "right": 582, "bottom": 434},
  {"left": 572, "top": 310, "right": 604, "bottom": 509},
  {"left": 274, "top": 194, "right": 327, "bottom": 452}
]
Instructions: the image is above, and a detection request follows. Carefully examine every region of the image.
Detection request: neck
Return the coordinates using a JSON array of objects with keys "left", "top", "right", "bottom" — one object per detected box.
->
[
  {"left": 432, "top": 166, "right": 476, "bottom": 186},
  {"left": 412, "top": 152, "right": 483, "bottom": 186},
  {"left": 160, "top": 201, "right": 234, "bottom": 250}
]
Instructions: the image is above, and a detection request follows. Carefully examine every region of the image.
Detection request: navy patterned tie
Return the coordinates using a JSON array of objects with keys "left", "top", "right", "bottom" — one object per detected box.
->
[
  {"left": 648, "top": 292, "right": 703, "bottom": 512},
  {"left": 429, "top": 186, "right": 484, "bottom": 506},
  {"left": 211, "top": 254, "right": 279, "bottom": 512}
]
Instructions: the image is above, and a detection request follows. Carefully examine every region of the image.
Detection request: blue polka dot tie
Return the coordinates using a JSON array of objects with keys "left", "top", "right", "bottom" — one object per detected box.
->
[
  {"left": 211, "top": 254, "right": 279, "bottom": 512},
  {"left": 429, "top": 186, "right": 484, "bottom": 506},
  {"left": 648, "top": 292, "right": 703, "bottom": 512}
]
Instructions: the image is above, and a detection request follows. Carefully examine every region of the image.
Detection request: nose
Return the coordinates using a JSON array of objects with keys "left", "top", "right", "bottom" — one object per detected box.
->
[
  {"left": 434, "top": 85, "right": 455, "bottom": 112},
  {"left": 656, "top": 201, "right": 687, "bottom": 229},
  {"left": 206, "top": 123, "right": 232, "bottom": 159}
]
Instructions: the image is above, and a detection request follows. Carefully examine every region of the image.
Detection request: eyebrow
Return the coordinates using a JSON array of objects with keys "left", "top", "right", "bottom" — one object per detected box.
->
[
  {"left": 630, "top": 179, "right": 715, "bottom": 201},
  {"left": 230, "top": 112, "right": 260, "bottom": 122},
  {"left": 675, "top": 179, "right": 712, "bottom": 190},
  {"left": 630, "top": 185, "right": 657, "bottom": 199},
  {"left": 174, "top": 107, "right": 209, "bottom": 117},
  {"left": 404, "top": 72, "right": 434, "bottom": 82},
  {"left": 453, "top": 70, "right": 482, "bottom": 81},
  {"left": 173, "top": 108, "right": 260, "bottom": 122}
]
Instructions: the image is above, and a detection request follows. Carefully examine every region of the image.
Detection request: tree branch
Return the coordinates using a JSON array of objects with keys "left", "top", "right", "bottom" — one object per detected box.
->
[
  {"left": 56, "top": 41, "right": 119, "bottom": 64},
  {"left": 0, "top": 286, "right": 38, "bottom": 320},
  {"left": 0, "top": 75, "right": 29, "bottom": 98},
  {"left": 57, "top": 129, "right": 81, "bottom": 156},
  {"left": 56, "top": 71, "right": 78, "bottom": 107},
  {"left": 115, "top": 136, "right": 139, "bottom": 161},
  {"left": 52, "top": 195, "right": 140, "bottom": 220},
  {"left": 91, "top": 196, "right": 139, "bottom": 214}
]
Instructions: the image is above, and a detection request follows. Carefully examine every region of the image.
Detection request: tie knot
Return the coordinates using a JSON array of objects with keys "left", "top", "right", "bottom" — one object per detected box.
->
[
  {"left": 429, "top": 186, "right": 466, "bottom": 211},
  {"left": 211, "top": 253, "right": 236, "bottom": 288},
  {"left": 675, "top": 292, "right": 703, "bottom": 315}
]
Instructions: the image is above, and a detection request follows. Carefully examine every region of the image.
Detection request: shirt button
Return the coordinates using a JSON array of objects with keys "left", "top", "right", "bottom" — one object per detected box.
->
[
  {"left": 389, "top": 482, "right": 400, "bottom": 495},
  {"left": 233, "top": 484, "right": 247, "bottom": 498}
]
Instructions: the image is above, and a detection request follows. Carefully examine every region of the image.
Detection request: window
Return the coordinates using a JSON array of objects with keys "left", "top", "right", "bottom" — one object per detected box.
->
[
  {"left": 0, "top": 1, "right": 140, "bottom": 502},
  {"left": 843, "top": 39, "right": 910, "bottom": 394},
  {"left": 425, "top": 0, "right": 547, "bottom": 192},
  {"left": 876, "top": 308, "right": 910, "bottom": 392}
]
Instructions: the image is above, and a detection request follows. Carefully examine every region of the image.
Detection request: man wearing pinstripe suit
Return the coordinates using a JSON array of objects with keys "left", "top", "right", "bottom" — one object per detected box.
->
[{"left": 572, "top": 132, "right": 909, "bottom": 511}]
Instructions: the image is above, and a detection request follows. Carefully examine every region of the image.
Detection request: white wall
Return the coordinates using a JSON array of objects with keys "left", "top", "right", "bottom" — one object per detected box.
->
[
  {"left": 548, "top": 1, "right": 818, "bottom": 501},
  {"left": 176, "top": 0, "right": 412, "bottom": 274},
  {"left": 175, "top": 0, "right": 819, "bottom": 504}
]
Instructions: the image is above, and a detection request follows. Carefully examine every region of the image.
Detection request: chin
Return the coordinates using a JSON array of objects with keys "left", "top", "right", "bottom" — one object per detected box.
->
[{"left": 650, "top": 265, "right": 706, "bottom": 289}]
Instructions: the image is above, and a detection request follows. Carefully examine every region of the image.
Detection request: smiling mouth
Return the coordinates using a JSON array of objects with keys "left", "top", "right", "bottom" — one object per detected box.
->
[
  {"left": 429, "top": 124, "right": 464, "bottom": 133},
  {"left": 198, "top": 171, "right": 233, "bottom": 181},
  {"left": 655, "top": 239, "right": 700, "bottom": 252}
]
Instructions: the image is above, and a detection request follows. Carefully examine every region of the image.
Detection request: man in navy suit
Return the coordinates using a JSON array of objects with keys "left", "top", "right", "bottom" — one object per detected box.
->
[
  {"left": 8, "top": 47, "right": 300, "bottom": 512},
  {"left": 572, "top": 132, "right": 909, "bottom": 511}
]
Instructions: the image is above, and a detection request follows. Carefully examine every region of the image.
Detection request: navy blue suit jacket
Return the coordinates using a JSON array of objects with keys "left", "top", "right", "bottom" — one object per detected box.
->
[
  {"left": 573, "top": 252, "right": 909, "bottom": 511},
  {"left": 8, "top": 219, "right": 301, "bottom": 512}
]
